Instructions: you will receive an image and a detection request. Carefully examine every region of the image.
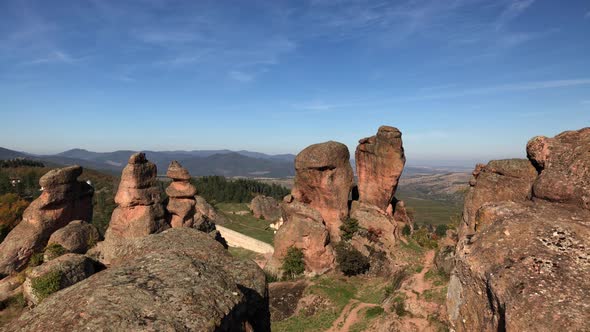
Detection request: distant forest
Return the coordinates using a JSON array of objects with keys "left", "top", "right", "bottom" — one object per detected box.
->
[
  {"left": 192, "top": 176, "right": 290, "bottom": 204},
  {"left": 0, "top": 159, "right": 45, "bottom": 169}
]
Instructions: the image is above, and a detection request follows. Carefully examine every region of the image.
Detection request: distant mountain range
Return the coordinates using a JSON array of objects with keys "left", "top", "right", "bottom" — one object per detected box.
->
[
  {"left": 0, "top": 147, "right": 297, "bottom": 178},
  {"left": 0, "top": 147, "right": 473, "bottom": 178}
]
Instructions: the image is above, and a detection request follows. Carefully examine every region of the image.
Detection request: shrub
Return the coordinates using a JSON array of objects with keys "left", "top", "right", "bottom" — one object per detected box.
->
[
  {"left": 365, "top": 306, "right": 385, "bottom": 319},
  {"left": 340, "top": 218, "right": 359, "bottom": 241},
  {"left": 282, "top": 247, "right": 305, "bottom": 279},
  {"left": 393, "top": 296, "right": 407, "bottom": 316},
  {"left": 264, "top": 270, "right": 279, "bottom": 283},
  {"left": 44, "top": 243, "right": 67, "bottom": 261},
  {"left": 402, "top": 224, "right": 411, "bottom": 236},
  {"left": 28, "top": 252, "right": 44, "bottom": 267},
  {"left": 334, "top": 242, "right": 370, "bottom": 276},
  {"left": 31, "top": 270, "right": 63, "bottom": 302},
  {"left": 412, "top": 228, "right": 438, "bottom": 249},
  {"left": 435, "top": 224, "right": 448, "bottom": 237}
]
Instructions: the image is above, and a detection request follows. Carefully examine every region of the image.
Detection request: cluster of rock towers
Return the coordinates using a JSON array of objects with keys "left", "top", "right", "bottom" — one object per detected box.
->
[{"left": 270, "top": 125, "right": 412, "bottom": 275}]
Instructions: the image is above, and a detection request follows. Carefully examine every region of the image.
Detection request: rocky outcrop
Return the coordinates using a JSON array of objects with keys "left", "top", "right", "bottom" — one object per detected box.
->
[
  {"left": 527, "top": 127, "right": 590, "bottom": 209},
  {"left": 47, "top": 220, "right": 100, "bottom": 254},
  {"left": 250, "top": 195, "right": 281, "bottom": 221},
  {"left": 195, "top": 195, "right": 228, "bottom": 225},
  {"left": 104, "top": 153, "right": 167, "bottom": 241},
  {"left": 269, "top": 200, "right": 335, "bottom": 274},
  {"left": 356, "top": 126, "right": 405, "bottom": 212},
  {"left": 8, "top": 228, "right": 270, "bottom": 332},
  {"left": 165, "top": 161, "right": 197, "bottom": 228},
  {"left": 22, "top": 253, "right": 98, "bottom": 306},
  {"left": 449, "top": 128, "right": 590, "bottom": 332},
  {"left": 349, "top": 201, "right": 398, "bottom": 275},
  {"left": 291, "top": 141, "right": 353, "bottom": 241},
  {"left": 460, "top": 159, "right": 537, "bottom": 237},
  {"left": 0, "top": 166, "right": 93, "bottom": 275}
]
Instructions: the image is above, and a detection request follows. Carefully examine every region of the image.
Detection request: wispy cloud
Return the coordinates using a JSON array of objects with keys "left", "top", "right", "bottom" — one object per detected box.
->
[
  {"left": 25, "top": 50, "right": 79, "bottom": 65},
  {"left": 496, "top": 0, "right": 535, "bottom": 30},
  {"left": 585, "top": 11, "right": 590, "bottom": 19}
]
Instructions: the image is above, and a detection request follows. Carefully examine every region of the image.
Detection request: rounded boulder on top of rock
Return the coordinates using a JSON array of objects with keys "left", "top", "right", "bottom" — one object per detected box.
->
[
  {"left": 355, "top": 126, "right": 406, "bottom": 212},
  {"left": 0, "top": 165, "right": 93, "bottom": 275},
  {"left": 291, "top": 141, "right": 353, "bottom": 241}
]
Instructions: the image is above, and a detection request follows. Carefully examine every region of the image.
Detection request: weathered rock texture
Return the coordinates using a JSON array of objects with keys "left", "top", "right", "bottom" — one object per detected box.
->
[
  {"left": 527, "top": 127, "right": 590, "bottom": 209},
  {"left": 269, "top": 200, "right": 335, "bottom": 274},
  {"left": 165, "top": 161, "right": 197, "bottom": 228},
  {"left": 104, "top": 153, "right": 167, "bottom": 241},
  {"left": 9, "top": 228, "right": 270, "bottom": 332},
  {"left": 449, "top": 127, "right": 590, "bottom": 332},
  {"left": 460, "top": 159, "right": 537, "bottom": 237},
  {"left": 250, "top": 195, "right": 281, "bottom": 221},
  {"left": 47, "top": 220, "right": 100, "bottom": 254},
  {"left": 291, "top": 141, "right": 353, "bottom": 241},
  {"left": 349, "top": 201, "right": 397, "bottom": 275},
  {"left": 22, "top": 253, "right": 97, "bottom": 306},
  {"left": 0, "top": 166, "right": 93, "bottom": 275},
  {"left": 356, "top": 126, "right": 405, "bottom": 212}
]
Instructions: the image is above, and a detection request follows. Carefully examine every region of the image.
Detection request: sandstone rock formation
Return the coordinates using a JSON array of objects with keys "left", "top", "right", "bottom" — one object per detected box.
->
[
  {"left": 165, "top": 160, "right": 197, "bottom": 228},
  {"left": 22, "top": 253, "right": 98, "bottom": 306},
  {"left": 291, "top": 141, "right": 353, "bottom": 240},
  {"left": 0, "top": 166, "right": 93, "bottom": 275},
  {"left": 269, "top": 200, "right": 335, "bottom": 274},
  {"left": 47, "top": 220, "right": 100, "bottom": 254},
  {"left": 9, "top": 228, "right": 270, "bottom": 332},
  {"left": 250, "top": 195, "right": 281, "bottom": 221},
  {"left": 195, "top": 195, "right": 228, "bottom": 225},
  {"left": 356, "top": 126, "right": 405, "bottom": 212},
  {"left": 527, "top": 127, "right": 590, "bottom": 209},
  {"left": 104, "top": 153, "right": 167, "bottom": 241},
  {"left": 449, "top": 127, "right": 590, "bottom": 331},
  {"left": 460, "top": 159, "right": 537, "bottom": 237}
]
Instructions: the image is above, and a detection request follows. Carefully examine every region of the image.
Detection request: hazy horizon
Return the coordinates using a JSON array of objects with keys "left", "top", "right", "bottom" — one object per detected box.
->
[{"left": 1, "top": 0, "right": 588, "bottom": 161}]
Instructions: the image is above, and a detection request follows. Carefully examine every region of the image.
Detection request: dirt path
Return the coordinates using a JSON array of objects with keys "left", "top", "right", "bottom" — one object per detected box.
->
[
  {"left": 327, "top": 300, "right": 378, "bottom": 332},
  {"left": 216, "top": 225, "right": 274, "bottom": 254},
  {"left": 398, "top": 250, "right": 437, "bottom": 332}
]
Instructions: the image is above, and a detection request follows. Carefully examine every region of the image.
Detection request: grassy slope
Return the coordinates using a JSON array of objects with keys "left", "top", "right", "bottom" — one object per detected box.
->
[{"left": 216, "top": 203, "right": 275, "bottom": 244}]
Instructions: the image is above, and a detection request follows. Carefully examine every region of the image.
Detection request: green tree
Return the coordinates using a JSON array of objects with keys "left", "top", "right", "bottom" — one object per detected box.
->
[{"left": 282, "top": 246, "right": 305, "bottom": 279}]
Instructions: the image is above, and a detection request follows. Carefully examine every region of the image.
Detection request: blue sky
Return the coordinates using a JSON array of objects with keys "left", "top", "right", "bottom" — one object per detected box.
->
[{"left": 0, "top": 0, "right": 589, "bottom": 165}]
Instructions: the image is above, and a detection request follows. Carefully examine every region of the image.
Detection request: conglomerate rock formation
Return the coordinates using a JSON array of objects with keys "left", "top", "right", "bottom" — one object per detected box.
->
[
  {"left": 272, "top": 127, "right": 412, "bottom": 275},
  {"left": 448, "top": 127, "right": 590, "bottom": 331},
  {"left": 104, "top": 152, "right": 167, "bottom": 241},
  {"left": 0, "top": 166, "right": 93, "bottom": 275},
  {"left": 291, "top": 141, "right": 354, "bottom": 241},
  {"left": 8, "top": 228, "right": 270, "bottom": 332},
  {"left": 165, "top": 160, "right": 197, "bottom": 228},
  {"left": 356, "top": 125, "right": 406, "bottom": 212}
]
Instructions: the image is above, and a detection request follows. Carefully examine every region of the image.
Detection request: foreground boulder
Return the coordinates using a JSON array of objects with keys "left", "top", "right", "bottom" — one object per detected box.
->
[
  {"left": 104, "top": 153, "right": 167, "bottom": 241},
  {"left": 47, "top": 220, "right": 100, "bottom": 254},
  {"left": 460, "top": 159, "right": 537, "bottom": 237},
  {"left": 449, "top": 127, "right": 590, "bottom": 331},
  {"left": 291, "top": 141, "right": 353, "bottom": 241},
  {"left": 22, "top": 253, "right": 97, "bottom": 306},
  {"left": 269, "top": 200, "right": 334, "bottom": 274},
  {"left": 356, "top": 126, "right": 405, "bottom": 212},
  {"left": 527, "top": 127, "right": 590, "bottom": 209},
  {"left": 165, "top": 161, "right": 197, "bottom": 228},
  {"left": 448, "top": 201, "right": 590, "bottom": 331},
  {"left": 0, "top": 166, "right": 93, "bottom": 275},
  {"left": 9, "top": 228, "right": 270, "bottom": 332},
  {"left": 250, "top": 195, "right": 281, "bottom": 221}
]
